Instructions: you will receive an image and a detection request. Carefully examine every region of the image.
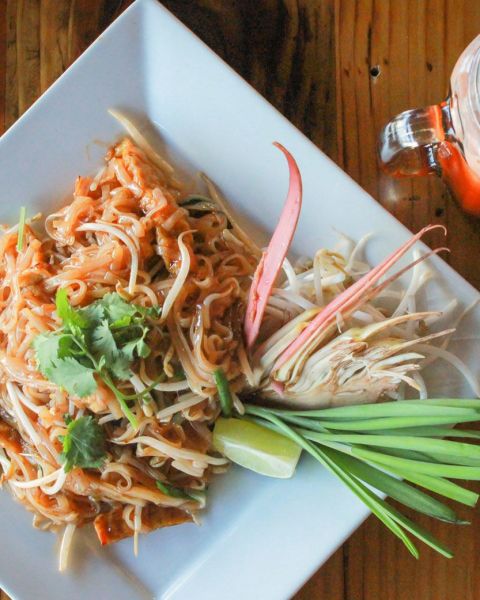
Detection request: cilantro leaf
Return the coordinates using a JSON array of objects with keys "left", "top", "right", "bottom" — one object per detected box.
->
[
  {"left": 45, "top": 357, "right": 97, "bottom": 398},
  {"left": 137, "top": 304, "right": 161, "bottom": 320},
  {"left": 109, "top": 353, "right": 132, "bottom": 381},
  {"left": 121, "top": 330, "right": 151, "bottom": 360},
  {"left": 99, "top": 293, "right": 137, "bottom": 325},
  {"left": 110, "top": 314, "right": 132, "bottom": 328},
  {"left": 92, "top": 320, "right": 132, "bottom": 380},
  {"left": 92, "top": 320, "right": 118, "bottom": 361},
  {"left": 33, "top": 333, "right": 63, "bottom": 376},
  {"left": 93, "top": 293, "right": 160, "bottom": 327},
  {"left": 115, "top": 322, "right": 151, "bottom": 360},
  {"left": 33, "top": 332, "right": 77, "bottom": 376},
  {"left": 60, "top": 415, "right": 106, "bottom": 472},
  {"left": 56, "top": 288, "right": 88, "bottom": 330},
  {"left": 96, "top": 354, "right": 107, "bottom": 372},
  {"left": 80, "top": 301, "right": 105, "bottom": 325}
]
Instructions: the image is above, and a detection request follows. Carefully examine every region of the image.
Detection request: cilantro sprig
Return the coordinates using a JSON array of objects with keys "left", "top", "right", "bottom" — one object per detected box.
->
[
  {"left": 33, "top": 290, "right": 160, "bottom": 428},
  {"left": 59, "top": 415, "right": 107, "bottom": 472}
]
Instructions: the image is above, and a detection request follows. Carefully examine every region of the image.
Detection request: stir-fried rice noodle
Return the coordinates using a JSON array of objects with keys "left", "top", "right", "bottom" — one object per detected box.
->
[
  {"left": 0, "top": 115, "right": 475, "bottom": 571},
  {"left": 0, "top": 122, "right": 254, "bottom": 569}
]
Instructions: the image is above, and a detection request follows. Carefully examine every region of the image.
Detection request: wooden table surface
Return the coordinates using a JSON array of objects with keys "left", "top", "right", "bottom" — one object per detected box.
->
[{"left": 1, "top": 1, "right": 480, "bottom": 598}]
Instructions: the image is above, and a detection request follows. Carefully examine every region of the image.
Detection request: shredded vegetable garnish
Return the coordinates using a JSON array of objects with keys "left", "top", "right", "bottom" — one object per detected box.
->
[
  {"left": 16, "top": 205, "right": 26, "bottom": 252},
  {"left": 0, "top": 113, "right": 479, "bottom": 570}
]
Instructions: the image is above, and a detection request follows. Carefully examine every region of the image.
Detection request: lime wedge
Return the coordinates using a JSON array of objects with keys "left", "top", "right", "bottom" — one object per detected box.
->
[{"left": 213, "top": 418, "right": 302, "bottom": 478}]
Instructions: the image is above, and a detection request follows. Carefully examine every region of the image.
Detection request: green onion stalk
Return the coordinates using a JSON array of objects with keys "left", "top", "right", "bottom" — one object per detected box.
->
[{"left": 213, "top": 378, "right": 480, "bottom": 559}]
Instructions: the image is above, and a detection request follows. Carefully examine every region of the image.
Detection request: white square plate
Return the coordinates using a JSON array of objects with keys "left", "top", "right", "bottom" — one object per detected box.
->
[{"left": 1, "top": 1, "right": 479, "bottom": 598}]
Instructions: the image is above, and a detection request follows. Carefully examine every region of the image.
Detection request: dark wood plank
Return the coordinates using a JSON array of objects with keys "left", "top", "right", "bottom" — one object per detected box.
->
[
  {"left": 39, "top": 0, "right": 70, "bottom": 91},
  {"left": 161, "top": 0, "right": 338, "bottom": 160},
  {"left": 293, "top": 549, "right": 345, "bottom": 600},
  {"left": 67, "top": 0, "right": 133, "bottom": 63},
  {"left": 5, "top": 0, "right": 19, "bottom": 129},
  {"left": 0, "top": 0, "right": 7, "bottom": 135},
  {"left": 16, "top": 0, "right": 40, "bottom": 115},
  {"left": 344, "top": 496, "right": 479, "bottom": 600}
]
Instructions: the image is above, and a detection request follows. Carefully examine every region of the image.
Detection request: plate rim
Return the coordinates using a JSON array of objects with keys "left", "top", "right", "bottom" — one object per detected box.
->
[{"left": 0, "top": 2, "right": 479, "bottom": 599}]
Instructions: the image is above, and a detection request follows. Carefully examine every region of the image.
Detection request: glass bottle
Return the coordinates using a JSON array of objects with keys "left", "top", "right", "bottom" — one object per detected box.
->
[{"left": 379, "top": 35, "right": 480, "bottom": 217}]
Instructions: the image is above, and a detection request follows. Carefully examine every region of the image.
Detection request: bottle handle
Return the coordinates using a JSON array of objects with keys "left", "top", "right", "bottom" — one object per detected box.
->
[{"left": 378, "top": 102, "right": 451, "bottom": 177}]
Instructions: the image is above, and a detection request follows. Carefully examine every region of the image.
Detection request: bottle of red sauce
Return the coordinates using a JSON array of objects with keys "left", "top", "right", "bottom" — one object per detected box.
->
[{"left": 379, "top": 35, "right": 480, "bottom": 217}]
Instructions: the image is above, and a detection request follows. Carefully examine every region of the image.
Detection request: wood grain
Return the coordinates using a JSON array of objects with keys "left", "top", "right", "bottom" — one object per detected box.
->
[
  {"left": 1, "top": 1, "right": 480, "bottom": 599},
  {"left": 0, "top": 0, "right": 6, "bottom": 134}
]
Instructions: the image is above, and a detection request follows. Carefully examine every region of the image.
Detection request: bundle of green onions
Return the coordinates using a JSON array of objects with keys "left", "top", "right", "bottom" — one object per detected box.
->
[{"left": 214, "top": 396, "right": 480, "bottom": 558}]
